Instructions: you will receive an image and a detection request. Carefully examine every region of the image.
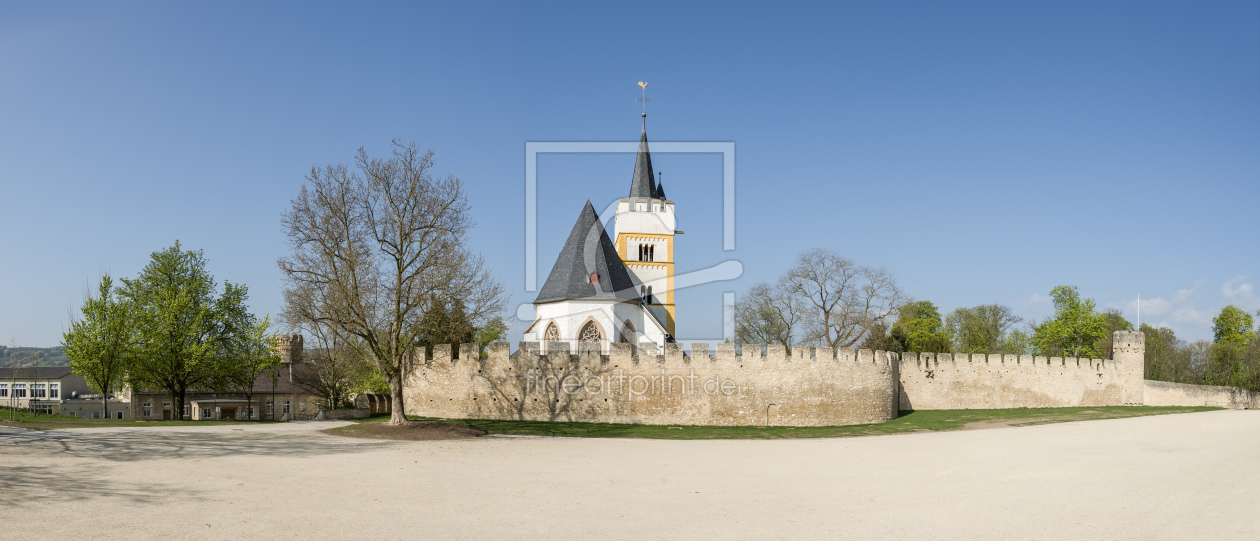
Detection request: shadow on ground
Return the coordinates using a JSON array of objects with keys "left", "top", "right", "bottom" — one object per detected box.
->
[
  {"left": 0, "top": 429, "right": 392, "bottom": 507},
  {"left": 6, "top": 429, "right": 392, "bottom": 463}
]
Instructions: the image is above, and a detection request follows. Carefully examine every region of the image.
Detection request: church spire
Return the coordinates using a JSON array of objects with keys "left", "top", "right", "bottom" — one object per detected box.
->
[
  {"left": 629, "top": 82, "right": 656, "bottom": 199},
  {"left": 629, "top": 114, "right": 656, "bottom": 199}
]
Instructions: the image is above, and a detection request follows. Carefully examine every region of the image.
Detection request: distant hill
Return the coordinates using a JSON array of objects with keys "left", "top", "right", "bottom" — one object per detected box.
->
[{"left": 0, "top": 346, "right": 71, "bottom": 367}]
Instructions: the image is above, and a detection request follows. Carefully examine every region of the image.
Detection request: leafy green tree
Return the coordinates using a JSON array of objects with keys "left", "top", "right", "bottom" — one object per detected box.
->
[
  {"left": 1212, "top": 305, "right": 1256, "bottom": 346},
  {"left": 944, "top": 304, "right": 1024, "bottom": 353},
  {"left": 858, "top": 322, "right": 894, "bottom": 352},
  {"left": 122, "top": 242, "right": 255, "bottom": 421},
  {"left": 887, "top": 301, "right": 951, "bottom": 353},
  {"left": 223, "top": 315, "right": 281, "bottom": 420},
  {"left": 474, "top": 316, "right": 509, "bottom": 358},
  {"left": 1094, "top": 308, "right": 1134, "bottom": 359},
  {"left": 63, "top": 275, "right": 136, "bottom": 420},
  {"left": 1031, "top": 286, "right": 1107, "bottom": 358},
  {"left": 1142, "top": 324, "right": 1183, "bottom": 382},
  {"left": 416, "top": 296, "right": 476, "bottom": 354}
]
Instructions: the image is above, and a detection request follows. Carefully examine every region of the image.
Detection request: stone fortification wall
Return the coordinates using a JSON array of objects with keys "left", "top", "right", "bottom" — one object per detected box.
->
[
  {"left": 321, "top": 408, "right": 370, "bottom": 420},
  {"left": 403, "top": 342, "right": 899, "bottom": 427},
  {"left": 897, "top": 332, "right": 1147, "bottom": 411},
  {"left": 1143, "top": 380, "right": 1258, "bottom": 409}
]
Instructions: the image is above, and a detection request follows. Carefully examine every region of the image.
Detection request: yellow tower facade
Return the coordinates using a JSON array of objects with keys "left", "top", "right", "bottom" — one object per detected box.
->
[{"left": 613, "top": 110, "right": 676, "bottom": 336}]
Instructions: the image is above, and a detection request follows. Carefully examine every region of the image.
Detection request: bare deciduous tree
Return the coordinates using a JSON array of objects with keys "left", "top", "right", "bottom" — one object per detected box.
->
[
  {"left": 279, "top": 140, "right": 506, "bottom": 424},
  {"left": 733, "top": 282, "right": 804, "bottom": 346},
  {"left": 291, "top": 321, "right": 372, "bottom": 411},
  {"left": 777, "top": 248, "right": 906, "bottom": 349}
]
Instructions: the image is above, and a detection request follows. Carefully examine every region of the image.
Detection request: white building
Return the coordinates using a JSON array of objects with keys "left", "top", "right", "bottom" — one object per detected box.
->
[{"left": 523, "top": 110, "right": 676, "bottom": 352}]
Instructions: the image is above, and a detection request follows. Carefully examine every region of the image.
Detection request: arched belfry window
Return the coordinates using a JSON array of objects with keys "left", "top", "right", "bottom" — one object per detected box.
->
[
  {"left": 620, "top": 321, "right": 635, "bottom": 344},
  {"left": 543, "top": 322, "right": 560, "bottom": 342},
  {"left": 578, "top": 321, "right": 602, "bottom": 342}
]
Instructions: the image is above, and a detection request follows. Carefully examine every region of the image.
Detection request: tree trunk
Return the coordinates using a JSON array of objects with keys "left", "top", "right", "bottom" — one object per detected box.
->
[
  {"left": 174, "top": 389, "right": 187, "bottom": 421},
  {"left": 103, "top": 383, "right": 110, "bottom": 420},
  {"left": 387, "top": 375, "right": 408, "bottom": 425}
]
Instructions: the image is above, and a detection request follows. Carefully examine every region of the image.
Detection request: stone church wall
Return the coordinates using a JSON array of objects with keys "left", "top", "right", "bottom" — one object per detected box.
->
[{"left": 403, "top": 342, "right": 900, "bottom": 427}]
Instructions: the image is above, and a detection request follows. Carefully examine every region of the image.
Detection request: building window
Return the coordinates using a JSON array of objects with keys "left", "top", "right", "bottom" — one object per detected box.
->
[
  {"left": 283, "top": 401, "right": 291, "bottom": 414},
  {"left": 142, "top": 403, "right": 152, "bottom": 408},
  {"left": 49, "top": 384, "right": 58, "bottom": 398},
  {"left": 0, "top": 384, "right": 7, "bottom": 398},
  {"left": 543, "top": 322, "right": 560, "bottom": 342},
  {"left": 13, "top": 384, "right": 26, "bottom": 398},
  {"left": 33, "top": 384, "right": 46, "bottom": 398},
  {"left": 202, "top": 408, "right": 212, "bottom": 419},
  {"left": 579, "top": 321, "right": 602, "bottom": 342},
  {"left": 638, "top": 243, "right": 655, "bottom": 262},
  {"left": 142, "top": 410, "right": 152, "bottom": 418},
  {"left": 184, "top": 405, "right": 190, "bottom": 417},
  {"left": 267, "top": 402, "right": 274, "bottom": 415},
  {"left": 247, "top": 407, "right": 255, "bottom": 419},
  {"left": 66, "top": 411, "right": 76, "bottom": 417},
  {"left": 163, "top": 402, "right": 171, "bottom": 408},
  {"left": 300, "top": 402, "right": 306, "bottom": 415}
]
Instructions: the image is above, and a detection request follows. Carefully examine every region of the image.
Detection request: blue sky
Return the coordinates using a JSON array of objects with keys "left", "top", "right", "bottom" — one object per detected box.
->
[{"left": 2, "top": 1, "right": 1257, "bottom": 347}]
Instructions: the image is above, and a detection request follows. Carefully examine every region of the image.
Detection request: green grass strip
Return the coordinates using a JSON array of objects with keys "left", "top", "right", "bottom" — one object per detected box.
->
[{"left": 342, "top": 406, "right": 1220, "bottom": 440}]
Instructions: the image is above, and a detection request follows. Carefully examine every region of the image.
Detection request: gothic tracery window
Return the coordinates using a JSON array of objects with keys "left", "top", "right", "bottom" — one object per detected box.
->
[
  {"left": 578, "top": 321, "right": 602, "bottom": 342},
  {"left": 543, "top": 322, "right": 560, "bottom": 342}
]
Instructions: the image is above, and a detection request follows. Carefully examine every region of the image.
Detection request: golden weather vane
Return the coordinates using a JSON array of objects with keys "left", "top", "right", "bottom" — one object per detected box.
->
[{"left": 636, "top": 81, "right": 651, "bottom": 114}]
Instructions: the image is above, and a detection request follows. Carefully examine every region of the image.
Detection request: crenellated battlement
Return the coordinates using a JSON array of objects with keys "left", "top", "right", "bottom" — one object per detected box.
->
[
  {"left": 273, "top": 334, "right": 304, "bottom": 364},
  {"left": 895, "top": 331, "right": 1146, "bottom": 410},
  {"left": 898, "top": 352, "right": 1115, "bottom": 371},
  {"left": 405, "top": 341, "right": 902, "bottom": 371},
  {"left": 403, "top": 341, "right": 901, "bottom": 427},
  {"left": 269, "top": 330, "right": 1210, "bottom": 423}
]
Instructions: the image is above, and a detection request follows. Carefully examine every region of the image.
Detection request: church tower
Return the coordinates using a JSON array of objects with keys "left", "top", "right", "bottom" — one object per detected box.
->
[{"left": 614, "top": 109, "right": 677, "bottom": 336}]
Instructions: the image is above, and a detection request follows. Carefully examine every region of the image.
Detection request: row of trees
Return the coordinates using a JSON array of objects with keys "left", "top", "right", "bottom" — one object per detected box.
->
[
  {"left": 1145, "top": 306, "right": 1260, "bottom": 391},
  {"left": 62, "top": 141, "right": 507, "bottom": 425},
  {"left": 62, "top": 243, "right": 279, "bottom": 420},
  {"left": 858, "top": 286, "right": 1135, "bottom": 359},
  {"left": 733, "top": 250, "right": 1260, "bottom": 391}
]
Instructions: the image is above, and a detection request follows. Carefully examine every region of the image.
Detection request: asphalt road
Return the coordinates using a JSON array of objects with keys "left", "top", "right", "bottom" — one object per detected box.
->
[{"left": 1, "top": 411, "right": 1256, "bottom": 540}]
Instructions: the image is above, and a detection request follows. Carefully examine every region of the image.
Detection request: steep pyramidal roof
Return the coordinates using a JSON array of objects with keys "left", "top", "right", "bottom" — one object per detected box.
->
[
  {"left": 628, "top": 114, "right": 656, "bottom": 199},
  {"left": 535, "top": 201, "right": 641, "bottom": 304},
  {"left": 655, "top": 175, "right": 666, "bottom": 200}
]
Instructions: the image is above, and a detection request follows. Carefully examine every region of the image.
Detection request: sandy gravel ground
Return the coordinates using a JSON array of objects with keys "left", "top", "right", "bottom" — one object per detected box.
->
[{"left": 2, "top": 411, "right": 1257, "bottom": 540}]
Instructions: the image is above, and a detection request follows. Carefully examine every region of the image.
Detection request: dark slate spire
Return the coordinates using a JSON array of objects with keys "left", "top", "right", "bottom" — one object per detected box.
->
[
  {"left": 535, "top": 201, "right": 640, "bottom": 304},
  {"left": 628, "top": 112, "right": 656, "bottom": 199},
  {"left": 655, "top": 171, "right": 666, "bottom": 200}
]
